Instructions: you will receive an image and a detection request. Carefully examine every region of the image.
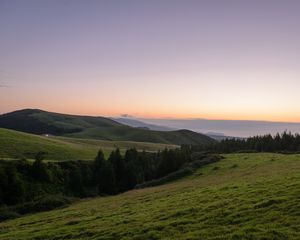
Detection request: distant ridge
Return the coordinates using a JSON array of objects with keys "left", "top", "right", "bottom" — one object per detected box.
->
[
  {"left": 0, "top": 109, "right": 215, "bottom": 145},
  {"left": 113, "top": 117, "right": 175, "bottom": 131},
  {"left": 138, "top": 118, "right": 300, "bottom": 137},
  {"left": 114, "top": 117, "right": 240, "bottom": 141}
]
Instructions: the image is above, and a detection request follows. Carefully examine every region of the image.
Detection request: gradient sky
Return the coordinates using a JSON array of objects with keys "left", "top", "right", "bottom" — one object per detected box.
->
[{"left": 1, "top": 0, "right": 300, "bottom": 121}]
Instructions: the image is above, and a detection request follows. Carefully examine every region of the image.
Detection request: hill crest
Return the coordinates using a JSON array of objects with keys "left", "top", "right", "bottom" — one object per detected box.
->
[{"left": 0, "top": 109, "right": 215, "bottom": 145}]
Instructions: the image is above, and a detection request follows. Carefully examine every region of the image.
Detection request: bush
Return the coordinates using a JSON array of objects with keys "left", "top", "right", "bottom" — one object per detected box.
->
[
  {"left": 136, "top": 167, "right": 194, "bottom": 188},
  {"left": 0, "top": 207, "right": 20, "bottom": 221},
  {"left": 190, "top": 152, "right": 209, "bottom": 161},
  {"left": 236, "top": 150, "right": 258, "bottom": 153},
  {"left": 187, "top": 155, "right": 221, "bottom": 168},
  {"left": 230, "top": 164, "right": 238, "bottom": 169},
  {"left": 14, "top": 195, "right": 75, "bottom": 215},
  {"left": 136, "top": 155, "right": 221, "bottom": 189}
]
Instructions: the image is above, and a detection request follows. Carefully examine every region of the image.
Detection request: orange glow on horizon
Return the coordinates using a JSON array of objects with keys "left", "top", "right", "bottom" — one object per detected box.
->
[
  {"left": 2, "top": 1, "right": 300, "bottom": 128},
  {"left": 27, "top": 106, "right": 300, "bottom": 123}
]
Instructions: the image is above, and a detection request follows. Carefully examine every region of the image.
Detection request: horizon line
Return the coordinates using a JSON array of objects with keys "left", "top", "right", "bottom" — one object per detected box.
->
[{"left": 2, "top": 107, "right": 300, "bottom": 125}]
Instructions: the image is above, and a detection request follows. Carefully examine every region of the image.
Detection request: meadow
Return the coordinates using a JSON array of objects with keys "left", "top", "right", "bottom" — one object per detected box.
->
[
  {"left": 0, "top": 153, "right": 299, "bottom": 240},
  {"left": 0, "top": 128, "right": 177, "bottom": 160}
]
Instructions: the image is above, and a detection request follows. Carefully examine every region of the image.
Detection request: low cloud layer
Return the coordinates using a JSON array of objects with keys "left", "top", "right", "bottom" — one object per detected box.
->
[{"left": 120, "top": 114, "right": 134, "bottom": 118}]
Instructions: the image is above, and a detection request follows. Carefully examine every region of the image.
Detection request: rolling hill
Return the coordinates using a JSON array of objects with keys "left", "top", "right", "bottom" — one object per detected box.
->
[
  {"left": 0, "top": 128, "right": 177, "bottom": 160},
  {"left": 0, "top": 109, "right": 215, "bottom": 145},
  {"left": 0, "top": 153, "right": 299, "bottom": 239}
]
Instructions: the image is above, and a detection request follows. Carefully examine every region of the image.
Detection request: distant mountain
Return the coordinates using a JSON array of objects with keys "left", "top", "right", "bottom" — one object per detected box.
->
[
  {"left": 115, "top": 118, "right": 240, "bottom": 140},
  {"left": 0, "top": 109, "right": 215, "bottom": 145},
  {"left": 138, "top": 118, "right": 300, "bottom": 137},
  {"left": 114, "top": 118, "right": 174, "bottom": 131}
]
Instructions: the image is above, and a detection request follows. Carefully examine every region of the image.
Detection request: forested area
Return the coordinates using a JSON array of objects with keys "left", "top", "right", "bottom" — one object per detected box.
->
[
  {"left": 187, "top": 132, "right": 300, "bottom": 153},
  {"left": 0, "top": 148, "right": 219, "bottom": 221},
  {"left": 2, "top": 131, "right": 297, "bottom": 221}
]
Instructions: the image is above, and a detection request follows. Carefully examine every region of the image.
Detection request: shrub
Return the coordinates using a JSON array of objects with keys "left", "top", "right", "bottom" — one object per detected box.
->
[
  {"left": 14, "top": 195, "right": 75, "bottom": 214},
  {"left": 0, "top": 207, "right": 20, "bottom": 221},
  {"left": 230, "top": 164, "right": 238, "bottom": 168},
  {"left": 136, "top": 155, "right": 221, "bottom": 188},
  {"left": 136, "top": 167, "right": 194, "bottom": 188}
]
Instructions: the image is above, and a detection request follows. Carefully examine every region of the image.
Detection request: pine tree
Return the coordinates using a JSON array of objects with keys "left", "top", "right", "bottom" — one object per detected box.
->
[
  {"left": 109, "top": 148, "right": 126, "bottom": 192},
  {"left": 98, "top": 161, "right": 116, "bottom": 195}
]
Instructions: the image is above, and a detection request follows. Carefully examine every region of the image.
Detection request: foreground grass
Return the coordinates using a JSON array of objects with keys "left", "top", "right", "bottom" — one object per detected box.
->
[
  {"left": 0, "top": 128, "right": 177, "bottom": 160},
  {"left": 0, "top": 153, "right": 299, "bottom": 239}
]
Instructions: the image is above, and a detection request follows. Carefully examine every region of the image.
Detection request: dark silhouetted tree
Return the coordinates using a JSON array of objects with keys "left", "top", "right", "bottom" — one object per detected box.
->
[
  {"left": 31, "top": 159, "right": 51, "bottom": 182},
  {"left": 109, "top": 148, "right": 126, "bottom": 192},
  {"left": 2, "top": 165, "right": 25, "bottom": 205}
]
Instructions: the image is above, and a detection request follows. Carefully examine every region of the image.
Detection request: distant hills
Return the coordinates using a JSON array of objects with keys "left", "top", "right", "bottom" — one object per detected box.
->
[
  {"left": 113, "top": 117, "right": 175, "bottom": 131},
  {"left": 113, "top": 117, "right": 240, "bottom": 141},
  {"left": 137, "top": 118, "right": 300, "bottom": 137},
  {"left": 0, "top": 109, "right": 215, "bottom": 145}
]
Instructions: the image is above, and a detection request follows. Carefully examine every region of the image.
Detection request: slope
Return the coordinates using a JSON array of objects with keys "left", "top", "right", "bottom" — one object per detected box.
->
[
  {"left": 0, "top": 128, "right": 177, "bottom": 160},
  {"left": 0, "top": 109, "right": 215, "bottom": 145},
  {"left": 0, "top": 153, "right": 299, "bottom": 239}
]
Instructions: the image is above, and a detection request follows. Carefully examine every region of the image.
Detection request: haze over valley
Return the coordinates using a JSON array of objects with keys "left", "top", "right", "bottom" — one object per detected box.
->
[{"left": 133, "top": 118, "right": 300, "bottom": 137}]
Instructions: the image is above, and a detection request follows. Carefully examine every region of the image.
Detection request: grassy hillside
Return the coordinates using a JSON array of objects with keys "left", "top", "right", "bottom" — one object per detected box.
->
[
  {"left": 0, "top": 109, "right": 215, "bottom": 145},
  {"left": 0, "top": 153, "right": 299, "bottom": 239},
  {"left": 0, "top": 128, "right": 177, "bottom": 160}
]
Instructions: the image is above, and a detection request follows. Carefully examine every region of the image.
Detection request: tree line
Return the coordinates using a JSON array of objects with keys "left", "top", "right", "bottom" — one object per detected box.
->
[
  {"left": 4, "top": 131, "right": 296, "bottom": 219},
  {"left": 186, "top": 132, "right": 300, "bottom": 153},
  {"left": 0, "top": 147, "right": 193, "bottom": 216}
]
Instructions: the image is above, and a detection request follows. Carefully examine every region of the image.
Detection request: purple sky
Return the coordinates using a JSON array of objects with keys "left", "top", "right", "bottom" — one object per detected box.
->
[{"left": 1, "top": 0, "right": 300, "bottom": 121}]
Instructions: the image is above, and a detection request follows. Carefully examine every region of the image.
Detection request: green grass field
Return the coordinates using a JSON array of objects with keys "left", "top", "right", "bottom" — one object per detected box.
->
[
  {"left": 0, "top": 128, "right": 177, "bottom": 160},
  {"left": 0, "top": 153, "right": 299, "bottom": 239}
]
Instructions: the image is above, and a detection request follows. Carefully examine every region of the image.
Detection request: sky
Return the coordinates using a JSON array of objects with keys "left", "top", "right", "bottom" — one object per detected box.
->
[{"left": 1, "top": 0, "right": 300, "bottom": 122}]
